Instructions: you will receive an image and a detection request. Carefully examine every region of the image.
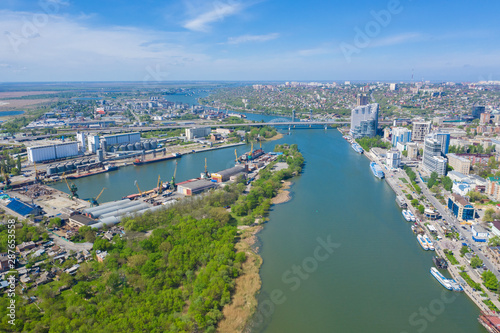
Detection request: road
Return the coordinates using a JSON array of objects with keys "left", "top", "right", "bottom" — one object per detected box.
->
[{"left": 419, "top": 177, "right": 500, "bottom": 280}]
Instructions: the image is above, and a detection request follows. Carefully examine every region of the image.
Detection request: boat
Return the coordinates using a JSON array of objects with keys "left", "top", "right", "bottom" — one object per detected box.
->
[
  {"left": 133, "top": 153, "right": 181, "bottom": 166},
  {"left": 407, "top": 210, "right": 416, "bottom": 222},
  {"left": 430, "top": 267, "right": 453, "bottom": 290},
  {"left": 105, "top": 164, "right": 119, "bottom": 171},
  {"left": 402, "top": 210, "right": 412, "bottom": 221},
  {"left": 424, "top": 235, "right": 435, "bottom": 251},
  {"left": 449, "top": 279, "right": 463, "bottom": 292},
  {"left": 351, "top": 142, "right": 364, "bottom": 154},
  {"left": 417, "top": 235, "right": 429, "bottom": 250},
  {"left": 370, "top": 162, "right": 384, "bottom": 179},
  {"left": 66, "top": 168, "right": 110, "bottom": 179},
  {"left": 433, "top": 256, "right": 448, "bottom": 269}
]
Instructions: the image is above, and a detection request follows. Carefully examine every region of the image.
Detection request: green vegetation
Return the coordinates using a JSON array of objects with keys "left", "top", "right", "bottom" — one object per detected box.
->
[
  {"left": 460, "top": 245, "right": 470, "bottom": 256},
  {"left": 470, "top": 256, "right": 483, "bottom": 268},
  {"left": 0, "top": 221, "right": 47, "bottom": 252},
  {"left": 443, "top": 249, "right": 459, "bottom": 265},
  {"left": 489, "top": 236, "right": 500, "bottom": 247},
  {"left": 468, "top": 190, "right": 490, "bottom": 203},
  {"left": 483, "top": 299, "right": 500, "bottom": 313},
  {"left": 459, "top": 271, "right": 483, "bottom": 291},
  {"left": 482, "top": 270, "right": 500, "bottom": 291},
  {"left": 0, "top": 142, "right": 304, "bottom": 332},
  {"left": 399, "top": 178, "right": 408, "bottom": 184},
  {"left": 355, "top": 136, "right": 390, "bottom": 152}
]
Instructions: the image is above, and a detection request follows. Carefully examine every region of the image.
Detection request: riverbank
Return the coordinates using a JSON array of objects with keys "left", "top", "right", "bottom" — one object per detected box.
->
[
  {"left": 272, "top": 181, "right": 292, "bottom": 204},
  {"left": 218, "top": 225, "right": 263, "bottom": 332},
  {"left": 359, "top": 141, "right": 500, "bottom": 317}
]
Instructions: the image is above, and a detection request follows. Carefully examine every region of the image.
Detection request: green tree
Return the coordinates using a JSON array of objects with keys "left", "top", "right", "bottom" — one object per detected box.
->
[
  {"left": 471, "top": 256, "right": 483, "bottom": 268},
  {"left": 460, "top": 245, "right": 470, "bottom": 256},
  {"left": 489, "top": 236, "right": 500, "bottom": 247},
  {"left": 482, "top": 270, "right": 499, "bottom": 291}
]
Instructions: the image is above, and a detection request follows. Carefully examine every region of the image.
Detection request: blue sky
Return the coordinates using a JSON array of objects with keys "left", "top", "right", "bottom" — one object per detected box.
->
[{"left": 1, "top": 0, "right": 499, "bottom": 82}]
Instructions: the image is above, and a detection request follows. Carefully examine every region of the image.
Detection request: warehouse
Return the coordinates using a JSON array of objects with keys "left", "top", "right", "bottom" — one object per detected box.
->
[
  {"left": 27, "top": 142, "right": 79, "bottom": 163},
  {"left": 211, "top": 165, "right": 247, "bottom": 183},
  {"left": 68, "top": 214, "right": 97, "bottom": 228},
  {"left": 102, "top": 132, "right": 141, "bottom": 146},
  {"left": 177, "top": 179, "right": 217, "bottom": 196}
]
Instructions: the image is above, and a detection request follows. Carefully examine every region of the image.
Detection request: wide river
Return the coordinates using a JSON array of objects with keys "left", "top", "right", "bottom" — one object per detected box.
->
[{"left": 52, "top": 94, "right": 486, "bottom": 332}]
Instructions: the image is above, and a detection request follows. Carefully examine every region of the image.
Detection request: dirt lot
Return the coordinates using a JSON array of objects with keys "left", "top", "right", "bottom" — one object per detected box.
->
[{"left": 0, "top": 91, "right": 58, "bottom": 99}]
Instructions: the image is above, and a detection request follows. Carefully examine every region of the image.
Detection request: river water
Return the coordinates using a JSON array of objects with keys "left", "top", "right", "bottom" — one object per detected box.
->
[{"left": 51, "top": 93, "right": 485, "bottom": 332}]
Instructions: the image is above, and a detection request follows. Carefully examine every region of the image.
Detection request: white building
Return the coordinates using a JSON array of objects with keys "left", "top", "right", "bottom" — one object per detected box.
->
[
  {"left": 471, "top": 225, "right": 489, "bottom": 242},
  {"left": 412, "top": 122, "right": 432, "bottom": 141},
  {"left": 87, "top": 134, "right": 100, "bottom": 153},
  {"left": 350, "top": 103, "right": 379, "bottom": 139},
  {"left": 452, "top": 182, "right": 471, "bottom": 196},
  {"left": 186, "top": 127, "right": 211, "bottom": 140},
  {"left": 422, "top": 138, "right": 447, "bottom": 176},
  {"left": 76, "top": 132, "right": 86, "bottom": 152},
  {"left": 27, "top": 142, "right": 79, "bottom": 163},
  {"left": 386, "top": 149, "right": 401, "bottom": 170}
]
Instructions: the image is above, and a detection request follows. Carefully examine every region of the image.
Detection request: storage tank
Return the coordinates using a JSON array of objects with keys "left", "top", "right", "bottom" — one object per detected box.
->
[
  {"left": 134, "top": 142, "right": 142, "bottom": 150},
  {"left": 89, "top": 159, "right": 95, "bottom": 164},
  {"left": 143, "top": 141, "right": 151, "bottom": 150},
  {"left": 74, "top": 160, "right": 82, "bottom": 166},
  {"left": 150, "top": 140, "right": 158, "bottom": 149},
  {"left": 57, "top": 164, "right": 66, "bottom": 173},
  {"left": 65, "top": 162, "right": 75, "bottom": 170},
  {"left": 46, "top": 166, "right": 57, "bottom": 176},
  {"left": 127, "top": 144, "right": 134, "bottom": 151},
  {"left": 119, "top": 145, "right": 126, "bottom": 151}
]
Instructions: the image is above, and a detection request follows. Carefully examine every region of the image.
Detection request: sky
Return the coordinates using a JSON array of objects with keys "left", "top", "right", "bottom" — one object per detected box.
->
[{"left": 0, "top": 0, "right": 499, "bottom": 82}]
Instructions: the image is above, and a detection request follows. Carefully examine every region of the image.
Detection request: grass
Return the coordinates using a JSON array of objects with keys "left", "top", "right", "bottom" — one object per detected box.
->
[
  {"left": 399, "top": 178, "right": 408, "bottom": 183},
  {"left": 444, "top": 250, "right": 460, "bottom": 265},
  {"left": 483, "top": 299, "right": 500, "bottom": 313},
  {"left": 459, "top": 271, "right": 483, "bottom": 291}
]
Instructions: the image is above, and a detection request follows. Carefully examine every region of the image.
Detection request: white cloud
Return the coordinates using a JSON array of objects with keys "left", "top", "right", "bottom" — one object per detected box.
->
[
  {"left": 370, "top": 32, "right": 424, "bottom": 48},
  {"left": 183, "top": 1, "right": 245, "bottom": 32},
  {"left": 227, "top": 32, "right": 279, "bottom": 44}
]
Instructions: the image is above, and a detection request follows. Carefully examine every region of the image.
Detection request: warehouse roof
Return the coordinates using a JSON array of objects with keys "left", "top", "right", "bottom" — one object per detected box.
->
[
  {"left": 178, "top": 179, "right": 217, "bottom": 191},
  {"left": 69, "top": 214, "right": 97, "bottom": 227},
  {"left": 213, "top": 165, "right": 246, "bottom": 177}
]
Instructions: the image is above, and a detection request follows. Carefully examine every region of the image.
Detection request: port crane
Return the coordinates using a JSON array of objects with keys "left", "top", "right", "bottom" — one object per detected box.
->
[
  {"left": 202, "top": 158, "right": 210, "bottom": 179},
  {"left": 234, "top": 149, "right": 239, "bottom": 164},
  {"left": 63, "top": 175, "right": 78, "bottom": 199},
  {"left": 156, "top": 175, "right": 163, "bottom": 195},
  {"left": 34, "top": 162, "right": 40, "bottom": 183},
  {"left": 134, "top": 180, "right": 143, "bottom": 197},
  {"left": 170, "top": 161, "right": 178, "bottom": 190},
  {"left": 89, "top": 187, "right": 106, "bottom": 207}
]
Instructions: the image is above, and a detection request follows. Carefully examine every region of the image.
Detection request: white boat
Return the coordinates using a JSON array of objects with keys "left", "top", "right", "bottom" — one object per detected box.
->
[
  {"left": 449, "top": 279, "right": 463, "bottom": 292},
  {"left": 424, "top": 235, "right": 435, "bottom": 251},
  {"left": 417, "top": 235, "right": 429, "bottom": 250},
  {"left": 430, "top": 267, "right": 453, "bottom": 290},
  {"left": 402, "top": 210, "right": 412, "bottom": 222},
  {"left": 407, "top": 210, "right": 416, "bottom": 222}
]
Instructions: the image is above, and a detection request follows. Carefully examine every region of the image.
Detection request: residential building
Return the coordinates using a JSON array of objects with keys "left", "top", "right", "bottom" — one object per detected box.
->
[
  {"left": 480, "top": 112, "right": 491, "bottom": 125},
  {"left": 423, "top": 138, "right": 447, "bottom": 176},
  {"left": 406, "top": 143, "right": 419, "bottom": 159},
  {"left": 486, "top": 177, "right": 500, "bottom": 201},
  {"left": 412, "top": 122, "right": 431, "bottom": 141},
  {"left": 428, "top": 132, "right": 450, "bottom": 155},
  {"left": 391, "top": 127, "right": 412, "bottom": 147},
  {"left": 491, "top": 221, "right": 500, "bottom": 237},
  {"left": 386, "top": 149, "right": 401, "bottom": 170},
  {"left": 456, "top": 153, "right": 493, "bottom": 166},
  {"left": 356, "top": 94, "right": 369, "bottom": 106},
  {"left": 350, "top": 103, "right": 379, "bottom": 139},
  {"left": 447, "top": 153, "right": 471, "bottom": 175},
  {"left": 389, "top": 83, "right": 398, "bottom": 91},
  {"left": 448, "top": 193, "right": 475, "bottom": 222},
  {"left": 185, "top": 127, "right": 211, "bottom": 140}
]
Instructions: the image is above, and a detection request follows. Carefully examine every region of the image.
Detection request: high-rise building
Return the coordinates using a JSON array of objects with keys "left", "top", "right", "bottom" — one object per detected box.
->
[
  {"left": 386, "top": 149, "right": 401, "bottom": 170},
  {"left": 356, "top": 94, "right": 369, "bottom": 106},
  {"left": 480, "top": 112, "right": 491, "bottom": 125},
  {"left": 406, "top": 143, "right": 419, "bottom": 159},
  {"left": 350, "top": 103, "right": 379, "bottom": 139},
  {"left": 391, "top": 127, "right": 412, "bottom": 147},
  {"left": 389, "top": 83, "right": 398, "bottom": 91},
  {"left": 427, "top": 132, "right": 450, "bottom": 155},
  {"left": 472, "top": 106, "right": 486, "bottom": 119},
  {"left": 423, "top": 138, "right": 447, "bottom": 176},
  {"left": 76, "top": 132, "right": 86, "bottom": 152},
  {"left": 412, "top": 122, "right": 431, "bottom": 141}
]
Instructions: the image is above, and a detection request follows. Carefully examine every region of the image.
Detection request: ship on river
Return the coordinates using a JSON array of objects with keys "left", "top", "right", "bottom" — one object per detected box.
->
[{"left": 370, "top": 162, "right": 384, "bottom": 179}]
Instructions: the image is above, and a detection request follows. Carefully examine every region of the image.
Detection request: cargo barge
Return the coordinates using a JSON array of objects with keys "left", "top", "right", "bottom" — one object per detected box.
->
[
  {"left": 66, "top": 164, "right": 119, "bottom": 179},
  {"left": 133, "top": 153, "right": 181, "bottom": 166}
]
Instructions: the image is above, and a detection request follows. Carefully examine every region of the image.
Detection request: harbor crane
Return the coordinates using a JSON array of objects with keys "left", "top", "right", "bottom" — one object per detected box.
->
[
  {"left": 134, "top": 180, "right": 143, "bottom": 197},
  {"left": 170, "top": 161, "right": 178, "bottom": 190},
  {"left": 64, "top": 175, "right": 78, "bottom": 199},
  {"left": 34, "top": 162, "right": 40, "bottom": 182},
  {"left": 156, "top": 175, "right": 163, "bottom": 195},
  {"left": 202, "top": 158, "right": 210, "bottom": 179},
  {"left": 234, "top": 149, "right": 239, "bottom": 164},
  {"left": 89, "top": 187, "right": 106, "bottom": 207}
]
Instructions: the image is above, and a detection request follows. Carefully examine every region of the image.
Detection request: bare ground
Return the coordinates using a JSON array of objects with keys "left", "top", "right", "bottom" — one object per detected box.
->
[{"left": 271, "top": 181, "right": 292, "bottom": 204}]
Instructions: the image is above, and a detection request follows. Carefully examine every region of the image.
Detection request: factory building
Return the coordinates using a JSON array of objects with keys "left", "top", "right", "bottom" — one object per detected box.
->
[
  {"left": 186, "top": 127, "right": 211, "bottom": 140},
  {"left": 177, "top": 179, "right": 217, "bottom": 196},
  {"left": 87, "top": 134, "right": 100, "bottom": 153},
  {"left": 102, "top": 132, "right": 141, "bottom": 146},
  {"left": 27, "top": 142, "right": 79, "bottom": 163},
  {"left": 211, "top": 165, "right": 247, "bottom": 183}
]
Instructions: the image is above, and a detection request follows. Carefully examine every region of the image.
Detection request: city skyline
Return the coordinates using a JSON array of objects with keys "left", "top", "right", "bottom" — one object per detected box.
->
[{"left": 1, "top": 0, "right": 499, "bottom": 82}]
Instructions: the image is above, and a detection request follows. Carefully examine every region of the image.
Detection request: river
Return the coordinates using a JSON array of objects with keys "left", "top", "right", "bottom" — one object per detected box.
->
[{"left": 51, "top": 92, "right": 485, "bottom": 332}]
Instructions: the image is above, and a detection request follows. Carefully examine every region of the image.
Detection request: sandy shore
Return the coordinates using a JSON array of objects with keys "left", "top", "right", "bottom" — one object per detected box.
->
[
  {"left": 272, "top": 181, "right": 292, "bottom": 204},
  {"left": 266, "top": 132, "right": 284, "bottom": 142},
  {"left": 218, "top": 225, "right": 263, "bottom": 333}
]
